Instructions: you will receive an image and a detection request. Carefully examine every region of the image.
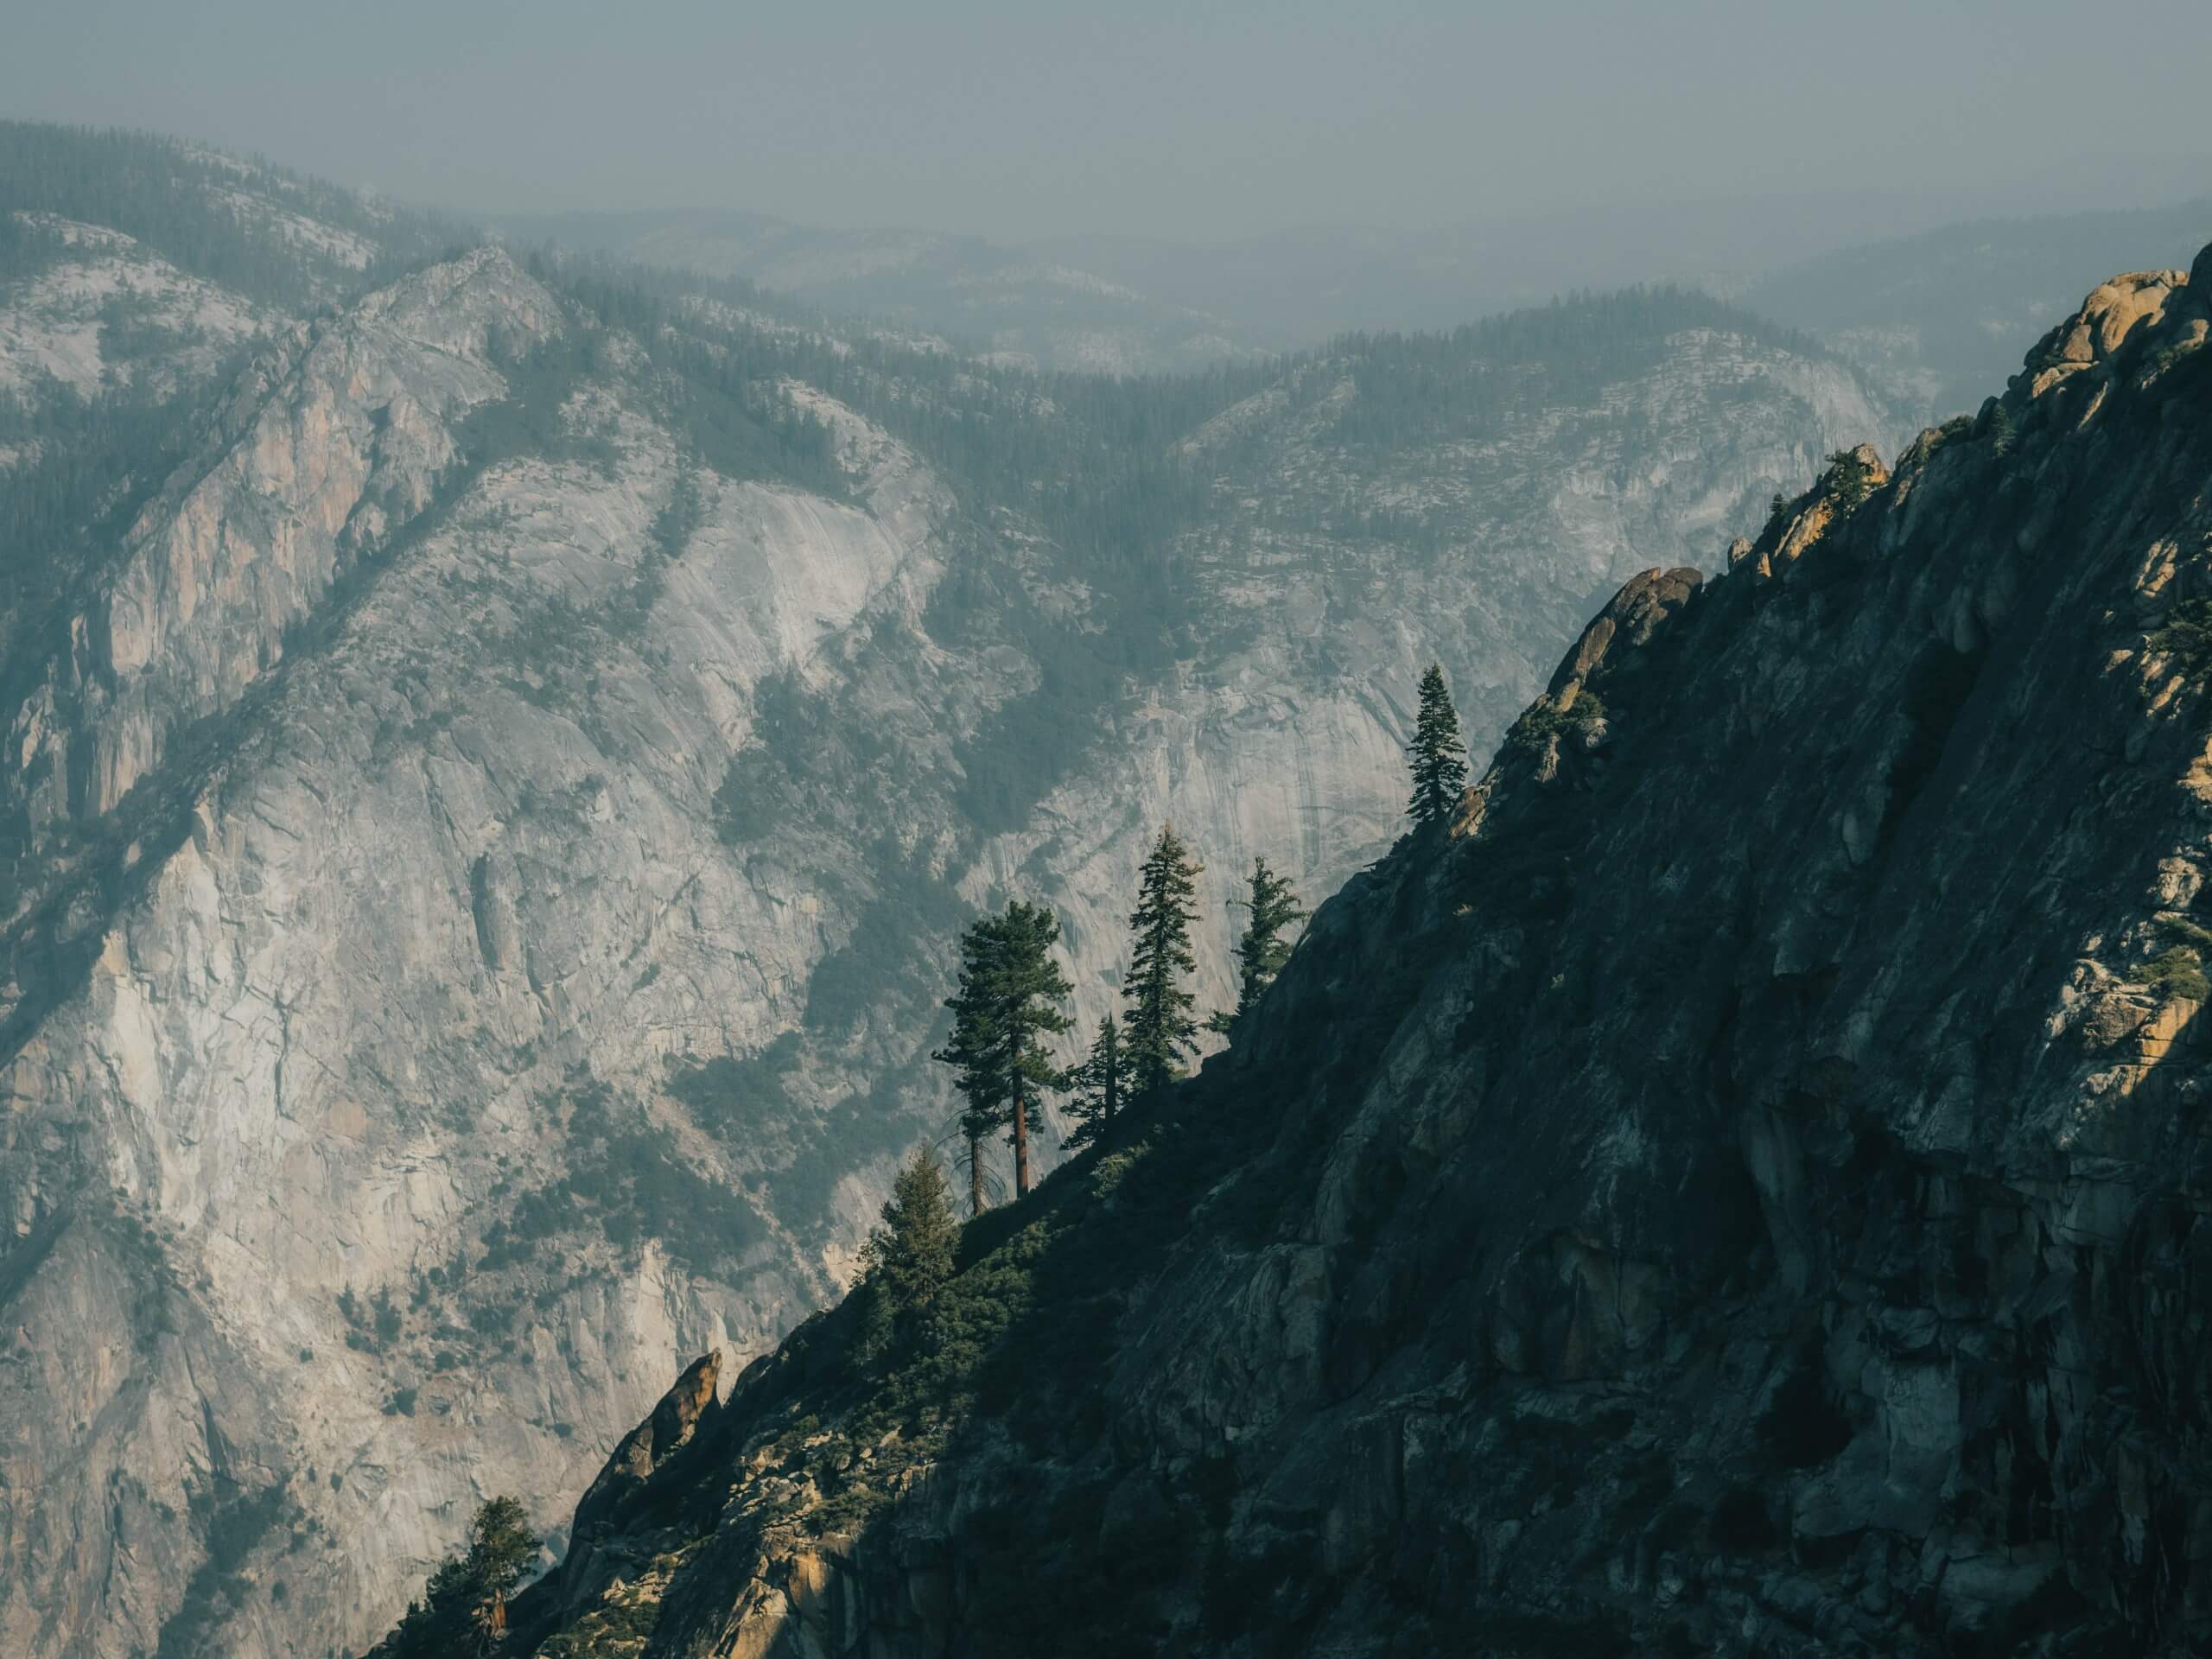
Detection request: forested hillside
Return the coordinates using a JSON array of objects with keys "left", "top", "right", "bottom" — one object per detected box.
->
[{"left": 0, "top": 123, "right": 452, "bottom": 301}]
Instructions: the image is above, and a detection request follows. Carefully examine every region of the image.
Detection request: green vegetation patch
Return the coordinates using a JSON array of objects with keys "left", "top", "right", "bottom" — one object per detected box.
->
[
  {"left": 0, "top": 122, "right": 454, "bottom": 306},
  {"left": 2148, "top": 597, "right": 2212, "bottom": 683},
  {"left": 539, "top": 1585, "right": 668, "bottom": 1658},
  {"left": 1328, "top": 285, "right": 1827, "bottom": 453},
  {"left": 152, "top": 1478, "right": 293, "bottom": 1659},
  {"left": 494, "top": 1078, "right": 766, "bottom": 1277},
  {"left": 1820, "top": 447, "right": 1878, "bottom": 513},
  {"left": 1507, "top": 690, "right": 1606, "bottom": 753},
  {"left": 667, "top": 1033, "right": 804, "bottom": 1135},
  {"left": 2145, "top": 334, "right": 2209, "bottom": 384},
  {"left": 2142, "top": 945, "right": 2209, "bottom": 1003}
]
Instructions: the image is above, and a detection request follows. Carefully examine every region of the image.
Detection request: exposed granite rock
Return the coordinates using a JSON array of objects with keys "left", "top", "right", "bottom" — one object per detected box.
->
[
  {"left": 0, "top": 216, "right": 269, "bottom": 404},
  {"left": 572, "top": 1351, "right": 722, "bottom": 1547},
  {"left": 1547, "top": 564, "right": 1705, "bottom": 699},
  {"left": 7, "top": 247, "right": 559, "bottom": 842}
]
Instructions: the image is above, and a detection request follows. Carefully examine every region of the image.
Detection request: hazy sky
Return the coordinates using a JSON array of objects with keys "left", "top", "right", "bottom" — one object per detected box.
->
[{"left": 8, "top": 0, "right": 2209, "bottom": 243}]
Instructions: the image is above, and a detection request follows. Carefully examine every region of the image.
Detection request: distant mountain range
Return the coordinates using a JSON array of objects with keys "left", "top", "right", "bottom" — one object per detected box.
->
[
  {"left": 493, "top": 207, "right": 1294, "bottom": 376},
  {"left": 1743, "top": 200, "right": 2212, "bottom": 417},
  {"left": 501, "top": 188, "right": 2212, "bottom": 399}
]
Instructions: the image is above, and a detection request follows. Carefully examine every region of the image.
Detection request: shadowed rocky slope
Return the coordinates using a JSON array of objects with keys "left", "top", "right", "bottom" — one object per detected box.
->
[{"left": 488, "top": 245, "right": 2212, "bottom": 1657}]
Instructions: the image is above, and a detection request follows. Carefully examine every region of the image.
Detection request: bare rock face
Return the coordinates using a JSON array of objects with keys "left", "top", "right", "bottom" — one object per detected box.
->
[
  {"left": 1548, "top": 563, "right": 1706, "bottom": 695},
  {"left": 9, "top": 247, "right": 559, "bottom": 840},
  {"left": 507, "top": 245, "right": 2212, "bottom": 1657},
  {"left": 2043, "top": 270, "right": 2187, "bottom": 372},
  {"left": 570, "top": 1351, "right": 721, "bottom": 1548},
  {"left": 0, "top": 215, "right": 269, "bottom": 409},
  {"left": 0, "top": 313, "right": 916, "bottom": 1656}
]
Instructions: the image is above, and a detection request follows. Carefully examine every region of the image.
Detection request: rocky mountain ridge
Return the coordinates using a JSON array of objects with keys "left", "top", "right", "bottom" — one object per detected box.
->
[
  {"left": 479, "top": 243, "right": 2212, "bottom": 1657},
  {"left": 519, "top": 192, "right": 2212, "bottom": 399}
]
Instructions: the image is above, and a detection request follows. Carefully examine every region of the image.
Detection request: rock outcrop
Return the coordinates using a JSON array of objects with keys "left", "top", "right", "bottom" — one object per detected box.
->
[
  {"left": 571, "top": 1351, "right": 722, "bottom": 1547},
  {"left": 494, "top": 249, "right": 2212, "bottom": 1656},
  {"left": 7, "top": 247, "right": 558, "bottom": 840}
]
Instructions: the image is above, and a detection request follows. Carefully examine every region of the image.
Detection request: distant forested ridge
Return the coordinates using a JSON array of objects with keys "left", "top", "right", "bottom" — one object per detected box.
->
[
  {"left": 0, "top": 121, "right": 453, "bottom": 304},
  {"left": 1326, "top": 285, "right": 1828, "bottom": 450}
]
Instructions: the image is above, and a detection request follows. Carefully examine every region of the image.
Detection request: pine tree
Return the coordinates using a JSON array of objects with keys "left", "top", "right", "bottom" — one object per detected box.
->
[
  {"left": 935, "top": 914, "right": 1008, "bottom": 1217},
  {"left": 938, "top": 1109, "right": 1004, "bottom": 1220},
  {"left": 1407, "top": 664, "right": 1469, "bottom": 829},
  {"left": 957, "top": 1099, "right": 997, "bottom": 1219},
  {"left": 1061, "top": 1014, "right": 1125, "bottom": 1151},
  {"left": 467, "top": 1497, "right": 537, "bottom": 1646},
  {"left": 388, "top": 1496, "right": 538, "bottom": 1656},
  {"left": 1821, "top": 447, "right": 1877, "bottom": 511},
  {"left": 858, "top": 1146, "right": 958, "bottom": 1356},
  {"left": 1208, "top": 856, "right": 1306, "bottom": 1039},
  {"left": 1988, "top": 399, "right": 2017, "bottom": 458},
  {"left": 1123, "top": 823, "right": 1204, "bottom": 1098},
  {"left": 931, "top": 900, "right": 1073, "bottom": 1209},
  {"left": 991, "top": 900, "right": 1074, "bottom": 1197}
]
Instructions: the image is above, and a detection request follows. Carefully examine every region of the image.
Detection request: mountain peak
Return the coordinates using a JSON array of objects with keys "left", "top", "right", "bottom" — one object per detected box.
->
[{"left": 2018, "top": 245, "right": 2209, "bottom": 402}]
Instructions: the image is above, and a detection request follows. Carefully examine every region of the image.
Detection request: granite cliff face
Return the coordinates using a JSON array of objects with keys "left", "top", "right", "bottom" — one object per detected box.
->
[
  {"left": 0, "top": 130, "right": 1904, "bottom": 1658},
  {"left": 10, "top": 248, "right": 561, "bottom": 837},
  {"left": 491, "top": 247, "right": 2212, "bottom": 1657}
]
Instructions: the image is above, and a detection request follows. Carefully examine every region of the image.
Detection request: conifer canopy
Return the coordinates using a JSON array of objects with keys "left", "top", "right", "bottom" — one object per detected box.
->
[
  {"left": 931, "top": 899, "right": 1073, "bottom": 1207},
  {"left": 1123, "top": 823, "right": 1204, "bottom": 1097},
  {"left": 1062, "top": 1014, "right": 1126, "bottom": 1151},
  {"left": 859, "top": 1146, "right": 959, "bottom": 1355},
  {"left": 384, "top": 1496, "right": 538, "bottom": 1656},
  {"left": 1407, "top": 664, "right": 1469, "bottom": 828},
  {"left": 1209, "top": 855, "right": 1306, "bottom": 1039}
]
